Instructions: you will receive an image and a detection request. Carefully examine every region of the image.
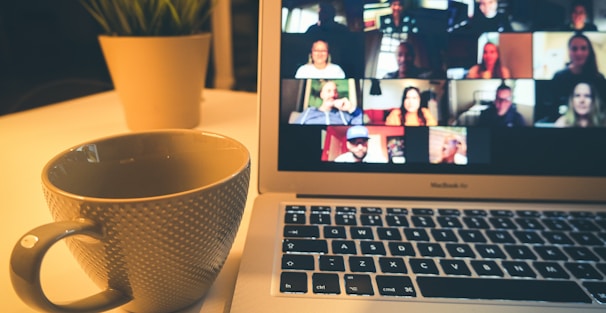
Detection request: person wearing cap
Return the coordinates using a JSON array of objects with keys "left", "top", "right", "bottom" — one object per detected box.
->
[{"left": 334, "top": 126, "right": 388, "bottom": 163}]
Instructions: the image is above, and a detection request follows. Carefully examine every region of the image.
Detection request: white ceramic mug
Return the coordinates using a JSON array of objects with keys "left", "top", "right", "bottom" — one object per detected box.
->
[{"left": 10, "top": 130, "right": 250, "bottom": 313}]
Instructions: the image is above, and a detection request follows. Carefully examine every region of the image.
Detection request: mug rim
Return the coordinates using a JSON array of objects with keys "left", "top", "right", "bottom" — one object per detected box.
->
[{"left": 41, "top": 129, "right": 250, "bottom": 203}]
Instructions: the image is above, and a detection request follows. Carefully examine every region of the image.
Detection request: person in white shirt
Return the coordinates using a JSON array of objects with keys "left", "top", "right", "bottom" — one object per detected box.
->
[{"left": 295, "top": 40, "right": 345, "bottom": 79}]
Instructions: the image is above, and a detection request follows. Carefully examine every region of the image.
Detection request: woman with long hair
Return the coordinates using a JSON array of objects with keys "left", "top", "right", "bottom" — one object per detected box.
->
[
  {"left": 385, "top": 86, "right": 437, "bottom": 126},
  {"left": 554, "top": 82, "right": 603, "bottom": 127},
  {"left": 466, "top": 42, "right": 510, "bottom": 79}
]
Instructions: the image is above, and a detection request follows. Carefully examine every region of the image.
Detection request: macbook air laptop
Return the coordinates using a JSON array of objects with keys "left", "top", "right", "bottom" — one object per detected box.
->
[{"left": 231, "top": 1, "right": 606, "bottom": 312}]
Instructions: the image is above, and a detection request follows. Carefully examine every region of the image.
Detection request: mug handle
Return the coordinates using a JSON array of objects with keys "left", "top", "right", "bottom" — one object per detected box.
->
[{"left": 10, "top": 218, "right": 131, "bottom": 313}]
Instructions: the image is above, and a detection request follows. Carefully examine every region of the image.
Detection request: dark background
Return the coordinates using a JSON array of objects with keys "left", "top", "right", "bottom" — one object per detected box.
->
[{"left": 0, "top": 0, "right": 259, "bottom": 116}]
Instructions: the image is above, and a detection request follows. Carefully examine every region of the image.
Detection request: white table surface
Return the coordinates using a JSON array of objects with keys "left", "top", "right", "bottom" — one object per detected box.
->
[{"left": 0, "top": 89, "right": 259, "bottom": 313}]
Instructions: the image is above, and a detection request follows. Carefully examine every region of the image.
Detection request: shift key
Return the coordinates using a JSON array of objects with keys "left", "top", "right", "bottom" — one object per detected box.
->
[{"left": 283, "top": 239, "right": 328, "bottom": 253}]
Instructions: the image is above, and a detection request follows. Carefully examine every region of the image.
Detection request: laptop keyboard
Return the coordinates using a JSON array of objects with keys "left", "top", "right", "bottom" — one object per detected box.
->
[{"left": 277, "top": 204, "right": 606, "bottom": 305}]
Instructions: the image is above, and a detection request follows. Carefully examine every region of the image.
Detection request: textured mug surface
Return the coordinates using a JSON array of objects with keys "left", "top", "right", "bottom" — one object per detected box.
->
[{"left": 10, "top": 130, "right": 250, "bottom": 313}]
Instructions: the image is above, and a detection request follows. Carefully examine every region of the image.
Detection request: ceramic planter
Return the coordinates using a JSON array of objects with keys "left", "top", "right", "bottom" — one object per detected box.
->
[{"left": 99, "top": 33, "right": 211, "bottom": 130}]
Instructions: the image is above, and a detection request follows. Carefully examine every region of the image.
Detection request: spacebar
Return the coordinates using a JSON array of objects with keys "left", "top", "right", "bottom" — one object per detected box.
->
[{"left": 417, "top": 277, "right": 592, "bottom": 303}]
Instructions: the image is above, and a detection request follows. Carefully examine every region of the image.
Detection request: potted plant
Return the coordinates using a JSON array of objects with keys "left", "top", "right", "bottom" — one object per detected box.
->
[{"left": 80, "top": 0, "right": 216, "bottom": 130}]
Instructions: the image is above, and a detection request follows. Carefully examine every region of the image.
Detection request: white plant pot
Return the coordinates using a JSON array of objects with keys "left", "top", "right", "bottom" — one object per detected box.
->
[{"left": 99, "top": 34, "right": 211, "bottom": 130}]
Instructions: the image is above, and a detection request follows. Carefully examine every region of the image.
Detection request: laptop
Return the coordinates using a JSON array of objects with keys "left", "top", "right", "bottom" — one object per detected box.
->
[{"left": 230, "top": 1, "right": 606, "bottom": 312}]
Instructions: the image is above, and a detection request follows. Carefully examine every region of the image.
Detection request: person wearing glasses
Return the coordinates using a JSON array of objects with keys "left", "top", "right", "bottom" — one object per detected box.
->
[
  {"left": 334, "top": 126, "right": 387, "bottom": 163},
  {"left": 478, "top": 84, "right": 525, "bottom": 127}
]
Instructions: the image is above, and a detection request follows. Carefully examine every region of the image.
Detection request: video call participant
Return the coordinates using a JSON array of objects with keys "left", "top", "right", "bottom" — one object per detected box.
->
[
  {"left": 295, "top": 40, "right": 346, "bottom": 79},
  {"left": 379, "top": 0, "right": 408, "bottom": 34},
  {"left": 554, "top": 82, "right": 603, "bottom": 127},
  {"left": 386, "top": 86, "right": 438, "bottom": 126},
  {"left": 478, "top": 83, "right": 525, "bottom": 127},
  {"left": 295, "top": 80, "right": 362, "bottom": 125},
  {"left": 334, "top": 126, "right": 388, "bottom": 163},
  {"left": 438, "top": 134, "right": 467, "bottom": 165},
  {"left": 464, "top": 0, "right": 512, "bottom": 33},
  {"left": 466, "top": 42, "right": 510, "bottom": 79},
  {"left": 552, "top": 33, "right": 606, "bottom": 96},
  {"left": 560, "top": 0, "right": 598, "bottom": 32},
  {"left": 306, "top": 2, "right": 350, "bottom": 34},
  {"left": 383, "top": 41, "right": 431, "bottom": 79}
]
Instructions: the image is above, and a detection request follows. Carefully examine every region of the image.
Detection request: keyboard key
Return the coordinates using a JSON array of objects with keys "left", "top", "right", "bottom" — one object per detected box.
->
[
  {"left": 344, "top": 274, "right": 374, "bottom": 295},
  {"left": 319, "top": 255, "right": 345, "bottom": 272},
  {"left": 385, "top": 215, "right": 409, "bottom": 227},
  {"left": 283, "top": 239, "right": 328, "bottom": 254},
  {"left": 280, "top": 272, "right": 308, "bottom": 293},
  {"left": 334, "top": 214, "right": 357, "bottom": 226},
  {"left": 388, "top": 242, "right": 416, "bottom": 256},
  {"left": 411, "top": 215, "right": 436, "bottom": 227},
  {"left": 323, "top": 226, "right": 346, "bottom": 239},
  {"left": 569, "top": 219, "right": 600, "bottom": 231},
  {"left": 285, "top": 205, "right": 306, "bottom": 213},
  {"left": 543, "top": 219, "right": 573, "bottom": 231},
  {"left": 312, "top": 273, "right": 340, "bottom": 294},
  {"left": 282, "top": 254, "right": 315, "bottom": 270},
  {"left": 464, "top": 209, "right": 487, "bottom": 217},
  {"left": 309, "top": 213, "right": 331, "bottom": 225},
  {"left": 543, "top": 210, "right": 568, "bottom": 218},
  {"left": 458, "top": 229, "right": 487, "bottom": 243},
  {"left": 489, "top": 217, "right": 517, "bottom": 229},
  {"left": 542, "top": 231, "right": 574, "bottom": 245},
  {"left": 349, "top": 256, "right": 376, "bottom": 273},
  {"left": 516, "top": 210, "right": 541, "bottom": 218},
  {"left": 515, "top": 218, "right": 544, "bottom": 230},
  {"left": 430, "top": 229, "right": 458, "bottom": 242},
  {"left": 412, "top": 208, "right": 434, "bottom": 215},
  {"left": 533, "top": 262, "right": 570, "bottom": 279},
  {"left": 534, "top": 246, "right": 568, "bottom": 261},
  {"left": 376, "top": 275, "right": 416, "bottom": 297},
  {"left": 437, "top": 216, "right": 463, "bottom": 228},
  {"left": 476, "top": 244, "right": 506, "bottom": 259},
  {"left": 463, "top": 217, "right": 490, "bottom": 229},
  {"left": 336, "top": 206, "right": 356, "bottom": 214},
  {"left": 378, "top": 257, "right": 408, "bottom": 274},
  {"left": 417, "top": 277, "right": 591, "bottom": 303},
  {"left": 283, "top": 225, "right": 319, "bottom": 238},
  {"left": 583, "top": 282, "right": 606, "bottom": 303},
  {"left": 437, "top": 208, "right": 460, "bottom": 216},
  {"left": 360, "top": 214, "right": 383, "bottom": 226},
  {"left": 350, "top": 227, "right": 374, "bottom": 240},
  {"left": 440, "top": 259, "right": 471, "bottom": 276},
  {"left": 564, "top": 247, "right": 599, "bottom": 261},
  {"left": 446, "top": 243, "right": 476, "bottom": 258},
  {"left": 418, "top": 243, "right": 446, "bottom": 257},
  {"left": 471, "top": 260, "right": 504, "bottom": 277},
  {"left": 502, "top": 261, "right": 536, "bottom": 278},
  {"left": 513, "top": 231, "right": 544, "bottom": 244},
  {"left": 361, "top": 207, "right": 382, "bottom": 214},
  {"left": 485, "top": 230, "right": 516, "bottom": 243},
  {"left": 565, "top": 263, "right": 603, "bottom": 280},
  {"left": 404, "top": 228, "right": 430, "bottom": 241},
  {"left": 386, "top": 207, "right": 408, "bottom": 215},
  {"left": 376, "top": 227, "right": 402, "bottom": 241},
  {"left": 491, "top": 209, "right": 514, "bottom": 217},
  {"left": 504, "top": 245, "right": 537, "bottom": 260},
  {"left": 310, "top": 206, "right": 331, "bottom": 213},
  {"left": 332, "top": 240, "right": 357, "bottom": 254},
  {"left": 410, "top": 258, "right": 439, "bottom": 275},
  {"left": 285, "top": 212, "right": 306, "bottom": 224},
  {"left": 360, "top": 241, "right": 386, "bottom": 255},
  {"left": 570, "top": 232, "right": 603, "bottom": 246}
]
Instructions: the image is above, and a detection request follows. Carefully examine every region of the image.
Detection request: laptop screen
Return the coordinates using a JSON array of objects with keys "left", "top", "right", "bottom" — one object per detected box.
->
[{"left": 276, "top": 0, "right": 606, "bottom": 178}]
